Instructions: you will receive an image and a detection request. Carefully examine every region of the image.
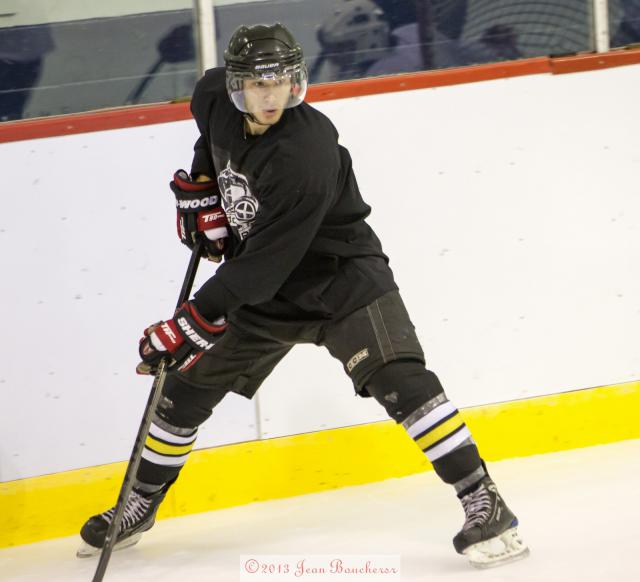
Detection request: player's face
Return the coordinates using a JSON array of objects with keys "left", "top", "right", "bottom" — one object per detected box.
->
[{"left": 243, "top": 76, "right": 292, "bottom": 125}]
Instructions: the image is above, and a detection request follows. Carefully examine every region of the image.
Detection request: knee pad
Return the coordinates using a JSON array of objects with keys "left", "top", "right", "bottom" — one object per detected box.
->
[
  {"left": 138, "top": 374, "right": 230, "bottom": 486},
  {"left": 157, "top": 373, "right": 229, "bottom": 428},
  {"left": 364, "top": 360, "right": 445, "bottom": 422}
]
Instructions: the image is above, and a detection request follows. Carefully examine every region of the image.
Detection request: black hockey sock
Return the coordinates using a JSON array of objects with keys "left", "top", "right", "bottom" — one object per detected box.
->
[
  {"left": 401, "top": 394, "right": 486, "bottom": 495},
  {"left": 431, "top": 446, "right": 486, "bottom": 497},
  {"left": 136, "top": 414, "right": 198, "bottom": 486},
  {"left": 365, "top": 362, "right": 486, "bottom": 496},
  {"left": 134, "top": 480, "right": 167, "bottom": 495}
]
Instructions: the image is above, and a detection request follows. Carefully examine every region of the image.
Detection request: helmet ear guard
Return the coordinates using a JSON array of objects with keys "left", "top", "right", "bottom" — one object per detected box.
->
[{"left": 224, "top": 23, "right": 308, "bottom": 113}]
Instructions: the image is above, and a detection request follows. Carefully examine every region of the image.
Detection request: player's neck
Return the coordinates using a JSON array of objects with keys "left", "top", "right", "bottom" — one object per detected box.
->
[{"left": 244, "top": 117, "right": 270, "bottom": 136}]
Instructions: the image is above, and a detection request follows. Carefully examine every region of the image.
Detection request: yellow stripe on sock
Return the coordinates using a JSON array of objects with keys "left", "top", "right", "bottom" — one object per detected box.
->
[
  {"left": 415, "top": 413, "right": 465, "bottom": 451},
  {"left": 145, "top": 435, "right": 195, "bottom": 456}
]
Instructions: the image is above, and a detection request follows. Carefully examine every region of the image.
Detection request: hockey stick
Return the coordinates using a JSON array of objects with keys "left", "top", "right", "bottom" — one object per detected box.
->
[{"left": 91, "top": 239, "right": 204, "bottom": 582}]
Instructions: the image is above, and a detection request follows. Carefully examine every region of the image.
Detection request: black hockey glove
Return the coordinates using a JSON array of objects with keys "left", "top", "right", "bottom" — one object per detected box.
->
[
  {"left": 137, "top": 301, "right": 226, "bottom": 375},
  {"left": 170, "top": 170, "right": 229, "bottom": 262}
]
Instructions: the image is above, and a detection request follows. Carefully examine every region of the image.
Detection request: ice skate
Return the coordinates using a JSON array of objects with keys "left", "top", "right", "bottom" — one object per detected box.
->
[
  {"left": 453, "top": 476, "right": 529, "bottom": 568},
  {"left": 77, "top": 486, "right": 166, "bottom": 558}
]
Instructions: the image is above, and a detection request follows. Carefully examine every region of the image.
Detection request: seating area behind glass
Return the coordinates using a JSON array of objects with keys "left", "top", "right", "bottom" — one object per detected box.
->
[{"left": 1, "top": 0, "right": 639, "bottom": 121}]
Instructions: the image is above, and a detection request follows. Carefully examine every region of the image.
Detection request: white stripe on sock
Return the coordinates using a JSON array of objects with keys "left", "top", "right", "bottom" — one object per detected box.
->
[
  {"left": 149, "top": 423, "right": 197, "bottom": 445},
  {"left": 405, "top": 401, "right": 457, "bottom": 439},
  {"left": 426, "top": 426, "right": 472, "bottom": 462},
  {"left": 142, "top": 448, "right": 191, "bottom": 467}
]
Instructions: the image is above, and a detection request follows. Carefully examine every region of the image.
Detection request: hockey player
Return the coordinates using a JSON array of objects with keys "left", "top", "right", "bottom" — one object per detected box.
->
[{"left": 78, "top": 23, "right": 529, "bottom": 568}]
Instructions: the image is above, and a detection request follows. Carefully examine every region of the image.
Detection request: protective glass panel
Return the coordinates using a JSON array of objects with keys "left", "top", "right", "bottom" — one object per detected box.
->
[
  {"left": 215, "top": 0, "right": 595, "bottom": 85},
  {"left": 0, "top": 1, "right": 615, "bottom": 121},
  {"left": 610, "top": 0, "right": 640, "bottom": 47},
  {"left": 0, "top": 1, "right": 195, "bottom": 121}
]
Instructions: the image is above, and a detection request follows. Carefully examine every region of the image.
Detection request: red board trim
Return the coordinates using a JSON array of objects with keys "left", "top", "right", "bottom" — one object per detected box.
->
[
  {"left": 1, "top": 48, "right": 639, "bottom": 144},
  {"left": 550, "top": 48, "right": 640, "bottom": 74}
]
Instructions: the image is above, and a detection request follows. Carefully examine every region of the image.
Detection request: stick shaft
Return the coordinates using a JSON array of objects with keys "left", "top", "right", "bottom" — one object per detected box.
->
[{"left": 92, "top": 241, "right": 203, "bottom": 582}]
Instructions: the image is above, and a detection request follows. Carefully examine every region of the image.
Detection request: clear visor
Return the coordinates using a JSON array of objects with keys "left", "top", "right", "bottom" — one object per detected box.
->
[{"left": 227, "top": 65, "right": 308, "bottom": 114}]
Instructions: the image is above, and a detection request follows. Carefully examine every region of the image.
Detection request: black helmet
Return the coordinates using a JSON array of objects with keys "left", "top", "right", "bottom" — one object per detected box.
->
[{"left": 224, "top": 23, "right": 308, "bottom": 113}]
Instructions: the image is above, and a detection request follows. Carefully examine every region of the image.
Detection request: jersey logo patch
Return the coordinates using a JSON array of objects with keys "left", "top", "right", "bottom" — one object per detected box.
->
[
  {"left": 217, "top": 162, "right": 259, "bottom": 240},
  {"left": 347, "top": 348, "right": 369, "bottom": 372}
]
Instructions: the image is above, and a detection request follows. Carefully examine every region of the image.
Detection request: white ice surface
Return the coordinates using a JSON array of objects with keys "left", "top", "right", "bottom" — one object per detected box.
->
[{"left": 1, "top": 440, "right": 639, "bottom": 582}]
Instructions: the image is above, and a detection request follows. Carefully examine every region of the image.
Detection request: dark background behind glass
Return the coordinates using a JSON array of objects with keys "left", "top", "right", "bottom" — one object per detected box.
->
[{"left": 1, "top": 0, "right": 635, "bottom": 122}]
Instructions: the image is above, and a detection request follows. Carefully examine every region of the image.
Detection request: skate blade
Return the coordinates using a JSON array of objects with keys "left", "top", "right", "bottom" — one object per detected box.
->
[
  {"left": 464, "top": 526, "right": 530, "bottom": 569},
  {"left": 76, "top": 532, "right": 143, "bottom": 559}
]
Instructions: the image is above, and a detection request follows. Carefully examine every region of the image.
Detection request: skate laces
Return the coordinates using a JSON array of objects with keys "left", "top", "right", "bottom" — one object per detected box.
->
[
  {"left": 461, "top": 483, "right": 493, "bottom": 530},
  {"left": 101, "top": 490, "right": 153, "bottom": 531}
]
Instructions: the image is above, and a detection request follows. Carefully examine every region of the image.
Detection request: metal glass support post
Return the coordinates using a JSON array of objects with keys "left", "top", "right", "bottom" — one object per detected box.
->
[
  {"left": 592, "top": 0, "right": 611, "bottom": 52},
  {"left": 194, "top": 0, "right": 217, "bottom": 76}
]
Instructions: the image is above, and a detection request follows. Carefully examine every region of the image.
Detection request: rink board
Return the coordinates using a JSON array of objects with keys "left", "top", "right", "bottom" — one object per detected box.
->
[{"left": 1, "top": 380, "right": 638, "bottom": 549}]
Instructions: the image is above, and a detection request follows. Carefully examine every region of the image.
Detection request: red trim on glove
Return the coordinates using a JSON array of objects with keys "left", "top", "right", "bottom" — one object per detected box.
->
[
  {"left": 152, "top": 320, "right": 185, "bottom": 354},
  {"left": 176, "top": 351, "right": 204, "bottom": 372},
  {"left": 173, "top": 169, "right": 217, "bottom": 192},
  {"left": 176, "top": 213, "right": 184, "bottom": 240},
  {"left": 182, "top": 302, "right": 227, "bottom": 334},
  {"left": 197, "top": 209, "right": 228, "bottom": 232}
]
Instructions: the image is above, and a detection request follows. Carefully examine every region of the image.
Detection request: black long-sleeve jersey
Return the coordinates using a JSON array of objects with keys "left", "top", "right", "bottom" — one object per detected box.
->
[{"left": 189, "top": 67, "right": 397, "bottom": 323}]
